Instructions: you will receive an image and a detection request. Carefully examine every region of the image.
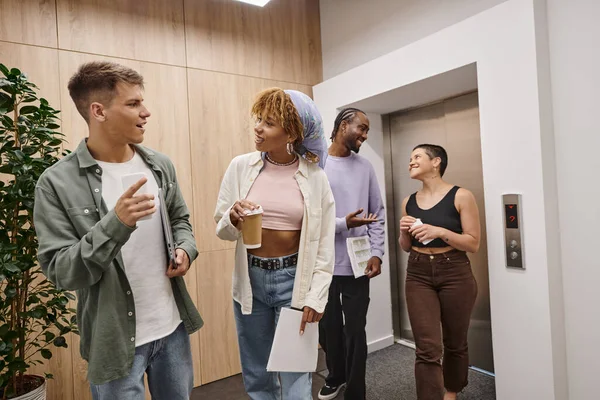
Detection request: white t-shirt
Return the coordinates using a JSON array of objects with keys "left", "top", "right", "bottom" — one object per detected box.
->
[{"left": 95, "top": 151, "right": 181, "bottom": 347}]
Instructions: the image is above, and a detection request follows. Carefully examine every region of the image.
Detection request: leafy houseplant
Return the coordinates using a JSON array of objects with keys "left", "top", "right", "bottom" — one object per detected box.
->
[{"left": 0, "top": 64, "right": 78, "bottom": 399}]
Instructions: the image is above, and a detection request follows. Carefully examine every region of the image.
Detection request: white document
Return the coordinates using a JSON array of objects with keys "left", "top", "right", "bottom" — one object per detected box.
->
[
  {"left": 266, "top": 308, "right": 319, "bottom": 373},
  {"left": 346, "top": 235, "right": 372, "bottom": 278}
]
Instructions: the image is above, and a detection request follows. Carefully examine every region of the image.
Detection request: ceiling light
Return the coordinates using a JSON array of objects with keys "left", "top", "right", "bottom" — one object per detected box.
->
[{"left": 235, "top": 0, "right": 271, "bottom": 6}]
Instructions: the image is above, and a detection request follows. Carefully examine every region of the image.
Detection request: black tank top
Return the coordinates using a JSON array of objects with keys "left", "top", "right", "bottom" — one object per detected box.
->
[{"left": 405, "top": 186, "right": 462, "bottom": 248}]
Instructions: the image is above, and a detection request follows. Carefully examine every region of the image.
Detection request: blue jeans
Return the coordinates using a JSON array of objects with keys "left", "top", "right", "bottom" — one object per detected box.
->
[
  {"left": 90, "top": 322, "right": 193, "bottom": 400},
  {"left": 234, "top": 254, "right": 312, "bottom": 400}
]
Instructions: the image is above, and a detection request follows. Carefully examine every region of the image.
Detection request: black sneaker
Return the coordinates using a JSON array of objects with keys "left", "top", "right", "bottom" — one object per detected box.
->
[{"left": 318, "top": 383, "right": 346, "bottom": 400}]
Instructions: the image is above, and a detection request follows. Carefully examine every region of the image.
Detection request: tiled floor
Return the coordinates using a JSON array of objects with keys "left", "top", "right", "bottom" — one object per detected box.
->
[{"left": 191, "top": 350, "right": 329, "bottom": 400}]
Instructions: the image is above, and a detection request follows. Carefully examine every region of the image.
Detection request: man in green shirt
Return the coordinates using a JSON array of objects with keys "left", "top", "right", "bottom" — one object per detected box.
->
[{"left": 33, "top": 61, "right": 202, "bottom": 399}]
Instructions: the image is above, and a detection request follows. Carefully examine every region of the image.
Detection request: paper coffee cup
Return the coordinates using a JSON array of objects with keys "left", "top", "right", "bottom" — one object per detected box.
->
[{"left": 241, "top": 206, "right": 263, "bottom": 249}]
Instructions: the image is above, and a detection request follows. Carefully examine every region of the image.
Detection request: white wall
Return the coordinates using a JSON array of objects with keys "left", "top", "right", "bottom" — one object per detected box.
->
[
  {"left": 546, "top": 0, "right": 600, "bottom": 398},
  {"left": 314, "top": 1, "right": 567, "bottom": 399},
  {"left": 320, "top": 0, "right": 508, "bottom": 79}
]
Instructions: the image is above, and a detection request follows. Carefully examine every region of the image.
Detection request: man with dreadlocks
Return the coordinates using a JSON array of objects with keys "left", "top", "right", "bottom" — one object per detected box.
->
[{"left": 318, "top": 108, "right": 385, "bottom": 400}]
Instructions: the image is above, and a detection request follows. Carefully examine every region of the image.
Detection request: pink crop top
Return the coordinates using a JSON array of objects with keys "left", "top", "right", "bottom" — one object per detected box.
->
[{"left": 245, "top": 158, "right": 304, "bottom": 230}]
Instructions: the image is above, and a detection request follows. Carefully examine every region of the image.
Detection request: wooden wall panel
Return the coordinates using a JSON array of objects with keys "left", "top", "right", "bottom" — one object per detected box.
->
[
  {"left": 187, "top": 69, "right": 312, "bottom": 254},
  {"left": 2, "top": 0, "right": 323, "bottom": 393},
  {"left": 196, "top": 249, "right": 240, "bottom": 383},
  {"left": 56, "top": 0, "right": 186, "bottom": 66},
  {"left": 0, "top": 0, "right": 57, "bottom": 47},
  {"left": 185, "top": 0, "right": 322, "bottom": 85},
  {"left": 0, "top": 42, "right": 61, "bottom": 107},
  {"left": 70, "top": 333, "right": 92, "bottom": 400}
]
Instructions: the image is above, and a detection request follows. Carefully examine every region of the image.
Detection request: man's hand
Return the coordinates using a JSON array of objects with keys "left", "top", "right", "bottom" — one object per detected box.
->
[
  {"left": 299, "top": 306, "right": 323, "bottom": 335},
  {"left": 166, "top": 248, "right": 190, "bottom": 278},
  {"left": 345, "top": 208, "right": 378, "bottom": 229},
  {"left": 365, "top": 256, "right": 382, "bottom": 279},
  {"left": 115, "top": 178, "right": 156, "bottom": 227}
]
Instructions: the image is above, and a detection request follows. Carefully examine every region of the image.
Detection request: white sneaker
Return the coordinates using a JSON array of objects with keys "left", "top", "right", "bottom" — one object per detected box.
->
[{"left": 318, "top": 383, "right": 346, "bottom": 400}]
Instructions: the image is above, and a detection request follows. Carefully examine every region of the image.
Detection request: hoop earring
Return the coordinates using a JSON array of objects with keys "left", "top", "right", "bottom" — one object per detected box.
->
[{"left": 286, "top": 142, "right": 294, "bottom": 155}]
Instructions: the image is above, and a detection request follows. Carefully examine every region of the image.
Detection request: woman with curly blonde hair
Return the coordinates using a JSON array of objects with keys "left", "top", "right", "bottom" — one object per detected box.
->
[{"left": 214, "top": 88, "right": 335, "bottom": 399}]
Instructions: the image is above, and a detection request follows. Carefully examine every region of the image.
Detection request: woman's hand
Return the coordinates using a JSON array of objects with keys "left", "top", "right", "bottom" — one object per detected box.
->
[
  {"left": 409, "top": 223, "right": 443, "bottom": 244},
  {"left": 399, "top": 215, "right": 417, "bottom": 233},
  {"left": 229, "top": 200, "right": 259, "bottom": 228},
  {"left": 300, "top": 306, "right": 323, "bottom": 335}
]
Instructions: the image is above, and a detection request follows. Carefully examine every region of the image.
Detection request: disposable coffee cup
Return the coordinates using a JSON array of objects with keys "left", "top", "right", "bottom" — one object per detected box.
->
[{"left": 241, "top": 206, "right": 263, "bottom": 249}]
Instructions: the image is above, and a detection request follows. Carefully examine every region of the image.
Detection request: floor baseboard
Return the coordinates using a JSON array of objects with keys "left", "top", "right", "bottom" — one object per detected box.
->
[{"left": 368, "top": 334, "right": 395, "bottom": 353}]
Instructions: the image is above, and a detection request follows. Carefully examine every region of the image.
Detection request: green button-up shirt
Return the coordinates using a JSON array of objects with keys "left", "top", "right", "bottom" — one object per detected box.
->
[{"left": 33, "top": 139, "right": 203, "bottom": 384}]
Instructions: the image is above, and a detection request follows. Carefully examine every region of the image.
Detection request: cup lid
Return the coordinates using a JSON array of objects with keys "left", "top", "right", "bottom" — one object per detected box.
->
[{"left": 244, "top": 205, "right": 263, "bottom": 216}]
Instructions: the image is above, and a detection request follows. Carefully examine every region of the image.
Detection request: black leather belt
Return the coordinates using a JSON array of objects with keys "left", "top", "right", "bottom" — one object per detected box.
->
[{"left": 248, "top": 253, "right": 298, "bottom": 270}]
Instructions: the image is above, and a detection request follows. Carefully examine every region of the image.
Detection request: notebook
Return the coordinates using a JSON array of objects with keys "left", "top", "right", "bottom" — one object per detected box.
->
[{"left": 158, "top": 188, "right": 176, "bottom": 266}]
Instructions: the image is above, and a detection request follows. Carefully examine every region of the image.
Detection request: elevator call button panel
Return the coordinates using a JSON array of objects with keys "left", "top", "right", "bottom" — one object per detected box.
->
[{"left": 502, "top": 194, "right": 524, "bottom": 269}]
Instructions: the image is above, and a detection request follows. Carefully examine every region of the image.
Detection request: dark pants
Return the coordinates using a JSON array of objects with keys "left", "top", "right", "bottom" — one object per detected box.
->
[
  {"left": 319, "top": 275, "right": 370, "bottom": 400},
  {"left": 405, "top": 249, "right": 478, "bottom": 400}
]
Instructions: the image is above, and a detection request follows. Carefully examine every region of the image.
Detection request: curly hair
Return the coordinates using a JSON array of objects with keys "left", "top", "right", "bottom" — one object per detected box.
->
[{"left": 251, "top": 88, "right": 304, "bottom": 149}]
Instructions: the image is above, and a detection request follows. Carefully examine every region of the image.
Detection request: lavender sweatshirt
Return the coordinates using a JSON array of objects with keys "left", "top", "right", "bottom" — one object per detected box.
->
[{"left": 324, "top": 152, "right": 385, "bottom": 276}]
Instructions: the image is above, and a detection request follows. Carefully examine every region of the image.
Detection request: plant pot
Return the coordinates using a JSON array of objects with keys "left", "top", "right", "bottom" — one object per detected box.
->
[{"left": 8, "top": 375, "right": 46, "bottom": 400}]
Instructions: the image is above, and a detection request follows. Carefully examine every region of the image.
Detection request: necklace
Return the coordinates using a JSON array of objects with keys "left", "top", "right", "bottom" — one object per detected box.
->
[{"left": 266, "top": 153, "right": 298, "bottom": 166}]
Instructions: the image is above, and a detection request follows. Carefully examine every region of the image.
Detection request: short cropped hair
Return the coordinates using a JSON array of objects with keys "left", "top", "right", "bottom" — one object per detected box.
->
[
  {"left": 67, "top": 61, "right": 144, "bottom": 122},
  {"left": 413, "top": 144, "right": 448, "bottom": 176}
]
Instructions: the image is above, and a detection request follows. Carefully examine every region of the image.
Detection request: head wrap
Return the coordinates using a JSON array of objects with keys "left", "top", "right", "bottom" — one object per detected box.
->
[{"left": 284, "top": 90, "right": 327, "bottom": 169}]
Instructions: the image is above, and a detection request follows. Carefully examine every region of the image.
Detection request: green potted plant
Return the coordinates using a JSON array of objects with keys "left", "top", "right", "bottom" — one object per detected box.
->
[{"left": 0, "top": 64, "right": 78, "bottom": 400}]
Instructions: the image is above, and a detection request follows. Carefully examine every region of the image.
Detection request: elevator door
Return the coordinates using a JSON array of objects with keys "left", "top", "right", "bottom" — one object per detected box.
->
[{"left": 386, "top": 91, "right": 494, "bottom": 373}]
